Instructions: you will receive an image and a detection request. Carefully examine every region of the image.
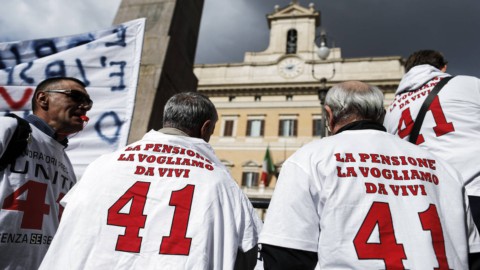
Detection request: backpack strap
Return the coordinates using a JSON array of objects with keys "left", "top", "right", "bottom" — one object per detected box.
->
[
  {"left": 409, "top": 76, "right": 454, "bottom": 144},
  {"left": 0, "top": 113, "right": 32, "bottom": 170}
]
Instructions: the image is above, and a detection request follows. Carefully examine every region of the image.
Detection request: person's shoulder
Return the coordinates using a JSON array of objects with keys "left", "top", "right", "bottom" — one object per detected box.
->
[
  {"left": 425, "top": 151, "right": 464, "bottom": 186},
  {"left": 455, "top": 74, "right": 480, "bottom": 79},
  {"left": 288, "top": 139, "right": 323, "bottom": 158},
  {"left": 444, "top": 75, "right": 480, "bottom": 99},
  {"left": 386, "top": 133, "right": 463, "bottom": 181},
  {"left": 381, "top": 131, "right": 421, "bottom": 148},
  {"left": 0, "top": 115, "right": 22, "bottom": 143},
  {"left": 202, "top": 164, "right": 236, "bottom": 186},
  {"left": 451, "top": 75, "right": 480, "bottom": 84},
  {"left": 0, "top": 115, "right": 19, "bottom": 128}
]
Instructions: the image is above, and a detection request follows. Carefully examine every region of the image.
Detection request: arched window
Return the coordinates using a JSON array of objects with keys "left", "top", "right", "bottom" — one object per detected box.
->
[{"left": 286, "top": 29, "right": 297, "bottom": 54}]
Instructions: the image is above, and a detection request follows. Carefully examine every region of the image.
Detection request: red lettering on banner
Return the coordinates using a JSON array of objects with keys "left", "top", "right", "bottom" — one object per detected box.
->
[{"left": 0, "top": 87, "right": 34, "bottom": 110}]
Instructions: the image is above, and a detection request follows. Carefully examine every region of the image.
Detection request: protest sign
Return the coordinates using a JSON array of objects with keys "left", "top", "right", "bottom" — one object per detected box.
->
[{"left": 0, "top": 18, "right": 145, "bottom": 177}]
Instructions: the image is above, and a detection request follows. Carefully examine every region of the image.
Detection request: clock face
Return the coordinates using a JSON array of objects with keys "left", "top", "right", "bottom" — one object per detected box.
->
[{"left": 278, "top": 57, "right": 304, "bottom": 78}]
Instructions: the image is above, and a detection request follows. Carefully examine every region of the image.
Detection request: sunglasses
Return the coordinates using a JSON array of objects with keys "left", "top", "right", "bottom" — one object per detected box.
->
[{"left": 45, "top": 89, "right": 93, "bottom": 107}]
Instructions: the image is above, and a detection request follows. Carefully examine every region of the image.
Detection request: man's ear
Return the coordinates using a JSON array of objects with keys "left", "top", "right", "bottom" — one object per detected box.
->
[
  {"left": 441, "top": 65, "right": 447, "bottom": 72},
  {"left": 200, "top": 119, "right": 214, "bottom": 142},
  {"left": 379, "top": 109, "right": 386, "bottom": 124},
  {"left": 36, "top": 91, "right": 49, "bottom": 110},
  {"left": 325, "top": 105, "right": 335, "bottom": 133}
]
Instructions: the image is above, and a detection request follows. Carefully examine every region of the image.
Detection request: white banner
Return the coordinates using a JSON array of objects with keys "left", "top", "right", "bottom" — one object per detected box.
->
[{"left": 0, "top": 18, "right": 146, "bottom": 177}]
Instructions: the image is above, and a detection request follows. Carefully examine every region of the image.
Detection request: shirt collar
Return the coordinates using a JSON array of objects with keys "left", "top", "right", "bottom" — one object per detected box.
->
[
  {"left": 335, "top": 120, "right": 386, "bottom": 134},
  {"left": 158, "top": 127, "right": 190, "bottom": 137},
  {"left": 25, "top": 114, "right": 69, "bottom": 147}
]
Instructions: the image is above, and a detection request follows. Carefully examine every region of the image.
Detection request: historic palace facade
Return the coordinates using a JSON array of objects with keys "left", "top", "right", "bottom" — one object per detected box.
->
[{"left": 194, "top": 2, "right": 404, "bottom": 199}]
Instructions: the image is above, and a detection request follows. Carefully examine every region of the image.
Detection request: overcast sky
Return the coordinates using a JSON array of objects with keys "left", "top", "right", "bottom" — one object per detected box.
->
[
  {"left": 1, "top": 0, "right": 479, "bottom": 76},
  {"left": 196, "top": 0, "right": 480, "bottom": 77}
]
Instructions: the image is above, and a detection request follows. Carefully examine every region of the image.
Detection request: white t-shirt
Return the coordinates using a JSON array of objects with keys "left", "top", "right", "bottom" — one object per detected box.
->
[
  {"left": 40, "top": 130, "right": 262, "bottom": 270},
  {"left": 0, "top": 117, "right": 77, "bottom": 270},
  {"left": 260, "top": 128, "right": 480, "bottom": 270},
  {"left": 384, "top": 64, "right": 480, "bottom": 196}
]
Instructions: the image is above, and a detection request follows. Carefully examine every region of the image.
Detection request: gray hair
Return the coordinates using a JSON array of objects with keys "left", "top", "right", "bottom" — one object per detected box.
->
[
  {"left": 163, "top": 92, "right": 218, "bottom": 132},
  {"left": 325, "top": 81, "right": 384, "bottom": 124}
]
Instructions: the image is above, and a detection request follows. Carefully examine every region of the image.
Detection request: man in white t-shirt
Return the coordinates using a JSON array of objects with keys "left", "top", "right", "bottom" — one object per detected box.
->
[
  {"left": 383, "top": 50, "right": 480, "bottom": 230},
  {"left": 40, "top": 92, "right": 262, "bottom": 270},
  {"left": 259, "top": 81, "right": 480, "bottom": 269},
  {"left": 0, "top": 77, "right": 92, "bottom": 269}
]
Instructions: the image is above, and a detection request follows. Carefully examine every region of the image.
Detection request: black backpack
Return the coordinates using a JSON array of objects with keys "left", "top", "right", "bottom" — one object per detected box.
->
[{"left": 0, "top": 113, "right": 32, "bottom": 170}]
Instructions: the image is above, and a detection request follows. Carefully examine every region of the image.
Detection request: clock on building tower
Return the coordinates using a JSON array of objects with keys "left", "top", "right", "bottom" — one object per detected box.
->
[{"left": 278, "top": 57, "right": 304, "bottom": 78}]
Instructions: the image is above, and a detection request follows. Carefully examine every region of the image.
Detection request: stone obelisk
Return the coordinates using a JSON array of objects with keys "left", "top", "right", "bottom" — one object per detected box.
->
[{"left": 114, "top": 0, "right": 204, "bottom": 143}]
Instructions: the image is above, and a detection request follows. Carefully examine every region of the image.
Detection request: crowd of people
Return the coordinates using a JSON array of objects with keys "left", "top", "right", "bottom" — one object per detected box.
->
[{"left": 1, "top": 49, "right": 479, "bottom": 270}]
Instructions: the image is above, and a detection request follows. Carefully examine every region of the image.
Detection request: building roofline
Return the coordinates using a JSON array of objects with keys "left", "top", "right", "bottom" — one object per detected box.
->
[{"left": 194, "top": 56, "right": 404, "bottom": 69}]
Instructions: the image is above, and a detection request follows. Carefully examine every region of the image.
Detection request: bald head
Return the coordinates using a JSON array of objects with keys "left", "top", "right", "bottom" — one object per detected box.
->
[{"left": 338, "top": 81, "right": 372, "bottom": 92}]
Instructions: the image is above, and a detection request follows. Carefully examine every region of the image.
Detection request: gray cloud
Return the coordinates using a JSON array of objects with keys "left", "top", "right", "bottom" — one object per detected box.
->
[
  {"left": 195, "top": 0, "right": 480, "bottom": 77},
  {"left": 1, "top": 0, "right": 478, "bottom": 77}
]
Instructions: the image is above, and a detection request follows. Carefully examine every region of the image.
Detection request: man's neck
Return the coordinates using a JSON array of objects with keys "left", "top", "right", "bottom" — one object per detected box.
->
[{"left": 159, "top": 127, "right": 190, "bottom": 137}]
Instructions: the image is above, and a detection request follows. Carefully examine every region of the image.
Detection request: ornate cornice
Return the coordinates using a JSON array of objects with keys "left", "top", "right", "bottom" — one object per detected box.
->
[{"left": 198, "top": 82, "right": 398, "bottom": 97}]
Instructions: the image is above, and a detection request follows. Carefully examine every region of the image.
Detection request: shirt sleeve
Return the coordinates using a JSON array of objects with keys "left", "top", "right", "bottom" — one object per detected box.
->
[
  {"left": 260, "top": 244, "right": 318, "bottom": 270},
  {"left": 466, "top": 194, "right": 480, "bottom": 253},
  {"left": 236, "top": 187, "right": 263, "bottom": 252},
  {"left": 259, "top": 160, "right": 320, "bottom": 252}
]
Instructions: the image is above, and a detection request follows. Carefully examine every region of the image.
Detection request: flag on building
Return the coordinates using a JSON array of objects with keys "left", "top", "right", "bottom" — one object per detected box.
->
[{"left": 260, "top": 146, "right": 275, "bottom": 187}]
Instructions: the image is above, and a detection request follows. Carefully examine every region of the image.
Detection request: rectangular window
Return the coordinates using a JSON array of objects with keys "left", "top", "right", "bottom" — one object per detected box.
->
[
  {"left": 247, "top": 119, "right": 264, "bottom": 137},
  {"left": 242, "top": 172, "right": 259, "bottom": 187},
  {"left": 279, "top": 119, "right": 297, "bottom": 137},
  {"left": 313, "top": 119, "right": 323, "bottom": 137},
  {"left": 223, "top": 120, "right": 234, "bottom": 137}
]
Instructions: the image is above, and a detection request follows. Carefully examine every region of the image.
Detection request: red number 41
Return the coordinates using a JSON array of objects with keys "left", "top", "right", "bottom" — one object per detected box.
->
[
  {"left": 353, "top": 202, "right": 450, "bottom": 270},
  {"left": 107, "top": 181, "right": 195, "bottom": 255},
  {"left": 2, "top": 180, "right": 65, "bottom": 229},
  {"left": 397, "top": 96, "right": 454, "bottom": 145}
]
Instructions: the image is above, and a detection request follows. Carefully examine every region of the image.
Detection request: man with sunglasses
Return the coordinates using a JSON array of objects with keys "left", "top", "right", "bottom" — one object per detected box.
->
[{"left": 0, "top": 76, "right": 92, "bottom": 269}]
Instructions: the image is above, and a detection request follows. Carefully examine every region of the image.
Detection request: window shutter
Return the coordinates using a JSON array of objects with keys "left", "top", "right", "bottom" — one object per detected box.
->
[
  {"left": 293, "top": 119, "right": 298, "bottom": 136},
  {"left": 253, "top": 172, "right": 259, "bottom": 186},
  {"left": 224, "top": 120, "right": 233, "bottom": 136}
]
